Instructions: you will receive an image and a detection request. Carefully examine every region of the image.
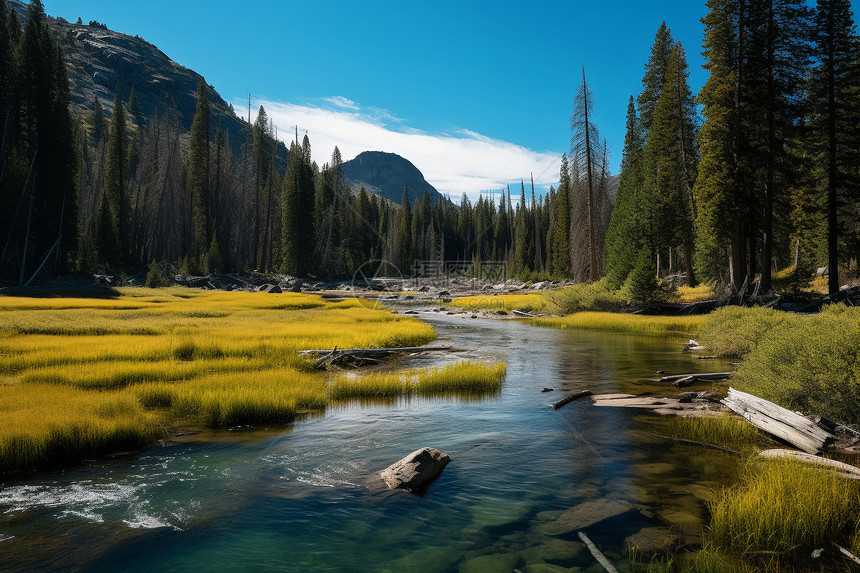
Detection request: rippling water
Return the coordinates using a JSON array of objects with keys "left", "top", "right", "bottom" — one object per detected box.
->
[{"left": 0, "top": 311, "right": 737, "bottom": 572}]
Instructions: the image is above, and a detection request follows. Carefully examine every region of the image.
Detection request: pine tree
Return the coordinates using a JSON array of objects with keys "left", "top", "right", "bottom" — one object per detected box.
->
[
  {"left": 127, "top": 85, "right": 140, "bottom": 125},
  {"left": 102, "top": 86, "right": 129, "bottom": 265},
  {"left": 549, "top": 154, "right": 571, "bottom": 276},
  {"left": 188, "top": 80, "right": 211, "bottom": 268},
  {"left": 808, "top": 0, "right": 859, "bottom": 294},
  {"left": 281, "top": 140, "right": 301, "bottom": 276},
  {"left": 605, "top": 97, "right": 645, "bottom": 288},
  {"left": 694, "top": 0, "right": 743, "bottom": 286},
  {"left": 395, "top": 186, "right": 412, "bottom": 271},
  {"left": 645, "top": 42, "right": 698, "bottom": 285},
  {"left": 638, "top": 22, "right": 676, "bottom": 139}
]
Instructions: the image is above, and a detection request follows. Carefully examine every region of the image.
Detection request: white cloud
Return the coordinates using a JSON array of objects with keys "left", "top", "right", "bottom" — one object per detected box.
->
[
  {"left": 323, "top": 96, "right": 359, "bottom": 110},
  {"left": 241, "top": 96, "right": 561, "bottom": 202}
]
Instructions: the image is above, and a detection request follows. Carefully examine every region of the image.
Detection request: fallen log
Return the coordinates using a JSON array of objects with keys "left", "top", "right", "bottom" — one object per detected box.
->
[
  {"left": 660, "top": 372, "right": 732, "bottom": 383},
  {"left": 550, "top": 390, "right": 593, "bottom": 410},
  {"left": 578, "top": 531, "right": 619, "bottom": 573},
  {"left": 759, "top": 449, "right": 860, "bottom": 479},
  {"left": 835, "top": 543, "right": 860, "bottom": 566},
  {"left": 722, "top": 388, "right": 834, "bottom": 454},
  {"left": 511, "top": 310, "right": 537, "bottom": 318},
  {"left": 299, "top": 345, "right": 455, "bottom": 357}
]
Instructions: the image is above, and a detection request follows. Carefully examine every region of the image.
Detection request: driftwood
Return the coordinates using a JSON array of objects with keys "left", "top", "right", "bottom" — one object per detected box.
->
[
  {"left": 511, "top": 309, "right": 538, "bottom": 318},
  {"left": 301, "top": 346, "right": 456, "bottom": 370},
  {"left": 550, "top": 390, "right": 593, "bottom": 410},
  {"left": 722, "top": 388, "right": 834, "bottom": 454},
  {"left": 578, "top": 531, "right": 619, "bottom": 573},
  {"left": 659, "top": 372, "right": 732, "bottom": 383},
  {"left": 591, "top": 394, "right": 726, "bottom": 418},
  {"left": 835, "top": 543, "right": 860, "bottom": 566},
  {"left": 759, "top": 449, "right": 860, "bottom": 479}
]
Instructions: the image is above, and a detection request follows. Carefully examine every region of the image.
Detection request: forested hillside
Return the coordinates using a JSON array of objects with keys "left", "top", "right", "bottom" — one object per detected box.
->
[{"left": 1, "top": 0, "right": 858, "bottom": 294}]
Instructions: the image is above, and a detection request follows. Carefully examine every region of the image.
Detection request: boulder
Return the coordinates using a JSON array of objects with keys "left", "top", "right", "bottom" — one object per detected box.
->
[{"left": 381, "top": 447, "right": 451, "bottom": 492}]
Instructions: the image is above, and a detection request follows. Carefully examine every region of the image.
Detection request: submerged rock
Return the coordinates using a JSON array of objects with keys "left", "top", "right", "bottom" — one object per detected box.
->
[
  {"left": 538, "top": 499, "right": 634, "bottom": 536},
  {"left": 380, "top": 447, "right": 451, "bottom": 492}
]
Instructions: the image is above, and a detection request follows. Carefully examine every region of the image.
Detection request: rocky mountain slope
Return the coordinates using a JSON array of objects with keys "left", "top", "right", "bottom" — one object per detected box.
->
[
  {"left": 341, "top": 151, "right": 443, "bottom": 205},
  {"left": 10, "top": 0, "right": 281, "bottom": 162}
]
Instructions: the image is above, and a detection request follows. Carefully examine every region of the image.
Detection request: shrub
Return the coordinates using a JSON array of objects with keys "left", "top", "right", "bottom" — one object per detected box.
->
[
  {"left": 541, "top": 278, "right": 629, "bottom": 314},
  {"left": 696, "top": 306, "right": 790, "bottom": 358},
  {"left": 624, "top": 248, "right": 660, "bottom": 305},
  {"left": 145, "top": 260, "right": 172, "bottom": 287}
]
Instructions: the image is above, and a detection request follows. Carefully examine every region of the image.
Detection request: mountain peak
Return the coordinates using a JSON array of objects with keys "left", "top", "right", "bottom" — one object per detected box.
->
[{"left": 341, "top": 151, "right": 442, "bottom": 205}]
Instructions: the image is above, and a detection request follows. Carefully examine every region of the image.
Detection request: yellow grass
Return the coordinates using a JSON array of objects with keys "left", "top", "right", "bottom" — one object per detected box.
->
[
  {"left": 531, "top": 312, "right": 704, "bottom": 338},
  {"left": 671, "top": 284, "right": 716, "bottom": 303},
  {"left": 449, "top": 294, "right": 546, "bottom": 313},
  {"left": 330, "top": 361, "right": 507, "bottom": 400},
  {"left": 0, "top": 288, "right": 448, "bottom": 472}
]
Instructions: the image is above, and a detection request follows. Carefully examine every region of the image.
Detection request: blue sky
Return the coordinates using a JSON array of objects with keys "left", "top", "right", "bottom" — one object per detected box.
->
[{"left": 49, "top": 1, "right": 717, "bottom": 198}]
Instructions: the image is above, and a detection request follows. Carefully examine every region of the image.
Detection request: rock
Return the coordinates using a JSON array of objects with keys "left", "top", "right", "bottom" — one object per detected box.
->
[
  {"left": 624, "top": 526, "right": 677, "bottom": 553},
  {"left": 541, "top": 388, "right": 554, "bottom": 393},
  {"left": 459, "top": 553, "right": 520, "bottom": 573},
  {"left": 673, "top": 376, "right": 696, "bottom": 388},
  {"left": 265, "top": 284, "right": 282, "bottom": 294},
  {"left": 439, "top": 290, "right": 450, "bottom": 296},
  {"left": 538, "top": 499, "right": 634, "bottom": 536},
  {"left": 520, "top": 539, "right": 585, "bottom": 565},
  {"left": 380, "top": 447, "right": 451, "bottom": 492}
]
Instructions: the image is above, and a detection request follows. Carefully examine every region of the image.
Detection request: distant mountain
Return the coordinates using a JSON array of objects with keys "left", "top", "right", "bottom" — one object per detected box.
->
[
  {"left": 342, "top": 151, "right": 443, "bottom": 205},
  {"left": 9, "top": 0, "right": 286, "bottom": 165}
]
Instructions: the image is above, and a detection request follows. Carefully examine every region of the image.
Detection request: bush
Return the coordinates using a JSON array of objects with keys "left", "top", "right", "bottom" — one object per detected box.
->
[
  {"left": 541, "top": 278, "right": 628, "bottom": 314},
  {"left": 732, "top": 304, "right": 860, "bottom": 424},
  {"left": 145, "top": 260, "right": 172, "bottom": 288},
  {"left": 623, "top": 248, "right": 659, "bottom": 304},
  {"left": 697, "top": 306, "right": 790, "bottom": 358}
]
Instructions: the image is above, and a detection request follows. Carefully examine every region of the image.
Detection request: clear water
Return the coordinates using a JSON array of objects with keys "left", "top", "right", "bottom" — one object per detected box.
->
[{"left": 0, "top": 311, "right": 738, "bottom": 572}]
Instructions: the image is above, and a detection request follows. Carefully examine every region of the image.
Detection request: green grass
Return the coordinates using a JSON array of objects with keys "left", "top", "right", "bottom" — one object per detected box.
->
[
  {"left": 531, "top": 311, "right": 704, "bottom": 338},
  {"left": 665, "top": 415, "right": 766, "bottom": 453},
  {"left": 330, "top": 361, "right": 507, "bottom": 400},
  {"left": 709, "top": 458, "right": 860, "bottom": 561},
  {"left": 700, "top": 304, "right": 860, "bottom": 424},
  {"left": 696, "top": 306, "right": 791, "bottom": 358}
]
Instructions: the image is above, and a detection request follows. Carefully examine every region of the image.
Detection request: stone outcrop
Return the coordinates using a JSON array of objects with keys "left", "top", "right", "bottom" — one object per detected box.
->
[{"left": 380, "top": 447, "right": 450, "bottom": 492}]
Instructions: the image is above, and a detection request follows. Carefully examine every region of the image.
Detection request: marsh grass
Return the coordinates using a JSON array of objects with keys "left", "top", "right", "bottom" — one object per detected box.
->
[
  {"left": 531, "top": 312, "right": 704, "bottom": 338},
  {"left": 0, "top": 383, "right": 166, "bottom": 473},
  {"left": 0, "top": 288, "right": 447, "bottom": 472},
  {"left": 330, "top": 361, "right": 506, "bottom": 400},
  {"left": 541, "top": 279, "right": 629, "bottom": 314},
  {"left": 448, "top": 294, "right": 546, "bottom": 313},
  {"left": 671, "top": 284, "right": 717, "bottom": 304},
  {"left": 665, "top": 415, "right": 767, "bottom": 453},
  {"left": 709, "top": 458, "right": 860, "bottom": 560}
]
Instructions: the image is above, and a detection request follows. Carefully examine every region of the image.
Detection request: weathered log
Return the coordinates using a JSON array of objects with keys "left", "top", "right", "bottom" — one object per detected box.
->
[
  {"left": 550, "top": 390, "right": 593, "bottom": 410},
  {"left": 835, "top": 543, "right": 860, "bottom": 566},
  {"left": 591, "top": 394, "right": 727, "bottom": 418},
  {"left": 672, "top": 376, "right": 696, "bottom": 388},
  {"left": 578, "top": 531, "right": 619, "bottom": 573},
  {"left": 660, "top": 372, "right": 732, "bottom": 383},
  {"left": 722, "top": 388, "right": 834, "bottom": 454},
  {"left": 300, "top": 345, "right": 454, "bottom": 357},
  {"left": 759, "top": 449, "right": 860, "bottom": 478},
  {"left": 512, "top": 309, "right": 541, "bottom": 318}
]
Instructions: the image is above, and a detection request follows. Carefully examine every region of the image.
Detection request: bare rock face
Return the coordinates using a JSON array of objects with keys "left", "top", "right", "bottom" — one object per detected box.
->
[{"left": 380, "top": 447, "right": 451, "bottom": 492}]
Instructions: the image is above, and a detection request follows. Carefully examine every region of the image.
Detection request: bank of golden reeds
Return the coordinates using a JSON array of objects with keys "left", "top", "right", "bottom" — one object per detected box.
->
[
  {"left": 531, "top": 312, "right": 704, "bottom": 338},
  {"left": 0, "top": 289, "right": 451, "bottom": 472}
]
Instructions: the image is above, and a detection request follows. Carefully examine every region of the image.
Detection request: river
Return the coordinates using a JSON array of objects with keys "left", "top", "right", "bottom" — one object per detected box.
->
[{"left": 0, "top": 309, "right": 737, "bottom": 572}]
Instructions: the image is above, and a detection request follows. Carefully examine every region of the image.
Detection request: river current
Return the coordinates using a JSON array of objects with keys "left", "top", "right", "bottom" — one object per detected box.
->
[{"left": 0, "top": 310, "right": 736, "bottom": 572}]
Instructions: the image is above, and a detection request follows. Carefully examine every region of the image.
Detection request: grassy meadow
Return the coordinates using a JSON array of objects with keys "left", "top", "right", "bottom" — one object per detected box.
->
[
  {"left": 0, "top": 288, "right": 506, "bottom": 473},
  {"left": 531, "top": 312, "right": 704, "bottom": 338}
]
